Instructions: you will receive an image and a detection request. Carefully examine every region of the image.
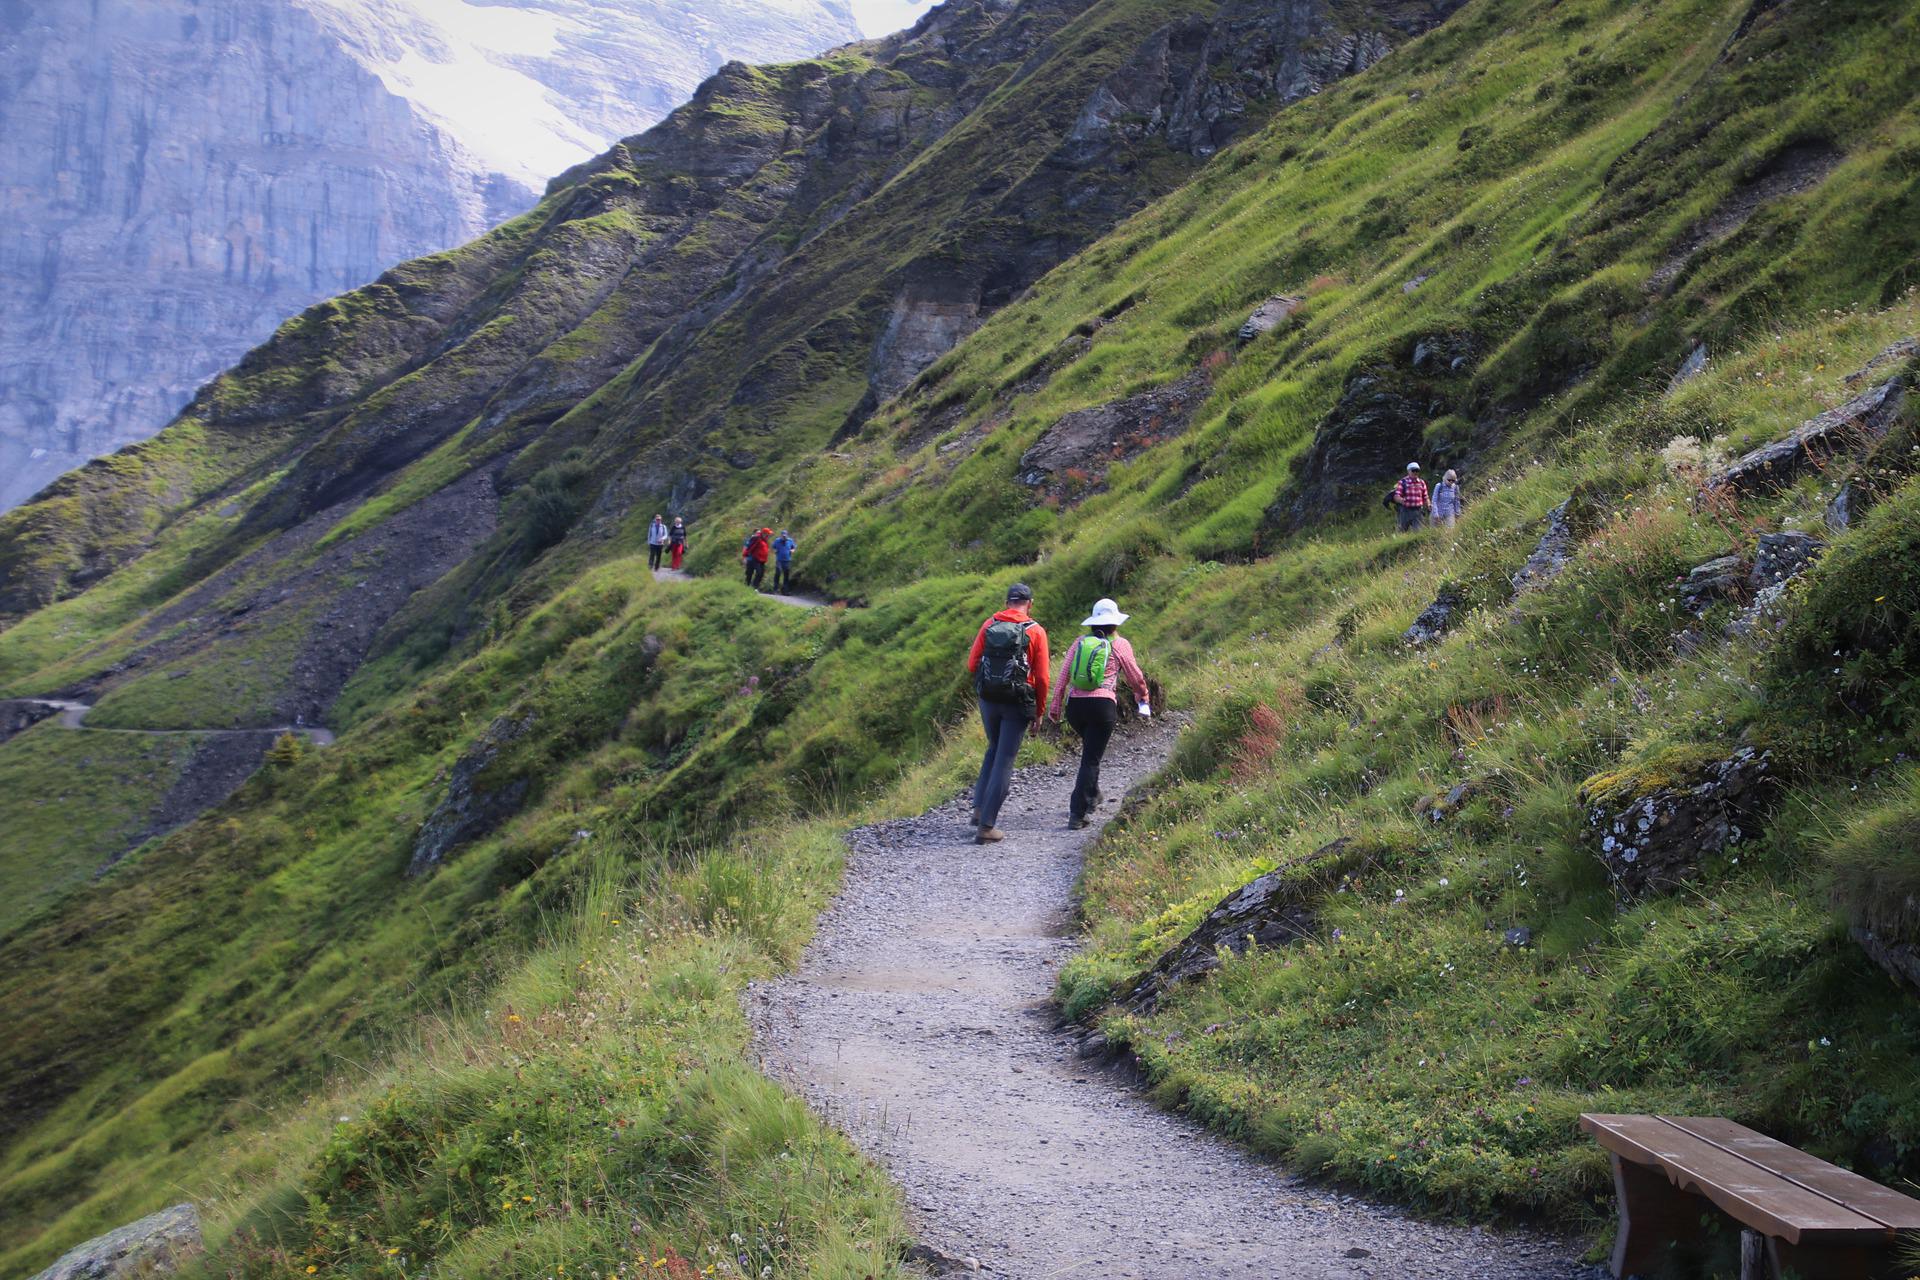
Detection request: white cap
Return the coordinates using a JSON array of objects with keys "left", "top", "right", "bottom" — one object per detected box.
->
[
  {"left": 1406, "top": 461, "right": 1421, "bottom": 471},
  {"left": 1081, "top": 598, "right": 1130, "bottom": 627}
]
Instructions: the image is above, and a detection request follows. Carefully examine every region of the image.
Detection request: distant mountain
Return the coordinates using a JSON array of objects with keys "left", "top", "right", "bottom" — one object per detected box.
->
[{"left": 0, "top": 0, "right": 863, "bottom": 512}]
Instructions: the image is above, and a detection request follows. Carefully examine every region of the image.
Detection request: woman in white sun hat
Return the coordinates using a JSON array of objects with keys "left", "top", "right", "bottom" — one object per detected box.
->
[{"left": 1047, "top": 597, "right": 1151, "bottom": 830}]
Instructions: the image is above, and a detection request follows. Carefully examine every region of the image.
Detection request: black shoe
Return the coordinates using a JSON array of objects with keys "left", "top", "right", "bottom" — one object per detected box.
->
[{"left": 1068, "top": 817, "right": 1088, "bottom": 830}]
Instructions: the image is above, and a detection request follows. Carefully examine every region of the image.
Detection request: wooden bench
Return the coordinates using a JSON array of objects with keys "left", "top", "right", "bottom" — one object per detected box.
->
[{"left": 1582, "top": 1113, "right": 1920, "bottom": 1279}]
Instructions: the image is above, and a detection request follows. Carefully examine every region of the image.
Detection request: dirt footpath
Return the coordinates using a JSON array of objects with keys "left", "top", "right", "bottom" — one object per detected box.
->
[{"left": 751, "top": 721, "right": 1595, "bottom": 1279}]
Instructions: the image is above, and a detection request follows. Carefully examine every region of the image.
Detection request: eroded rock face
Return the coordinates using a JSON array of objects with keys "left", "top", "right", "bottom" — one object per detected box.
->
[
  {"left": 1707, "top": 377, "right": 1907, "bottom": 495},
  {"left": 1121, "top": 836, "right": 1369, "bottom": 1010},
  {"left": 1510, "top": 500, "right": 1575, "bottom": 595},
  {"left": 409, "top": 712, "right": 537, "bottom": 876},
  {"left": 1019, "top": 369, "right": 1210, "bottom": 501},
  {"left": 1584, "top": 748, "right": 1773, "bottom": 898},
  {"left": 1852, "top": 926, "right": 1920, "bottom": 995},
  {"left": 1750, "top": 530, "right": 1823, "bottom": 588},
  {"left": 30, "top": 1203, "right": 201, "bottom": 1280}
]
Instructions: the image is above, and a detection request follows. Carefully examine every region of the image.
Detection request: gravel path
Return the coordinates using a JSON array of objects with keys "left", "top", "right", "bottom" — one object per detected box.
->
[
  {"left": 23, "top": 698, "right": 335, "bottom": 744},
  {"left": 751, "top": 720, "right": 1595, "bottom": 1279}
]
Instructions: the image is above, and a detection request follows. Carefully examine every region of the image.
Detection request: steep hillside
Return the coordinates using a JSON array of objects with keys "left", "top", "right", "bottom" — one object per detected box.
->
[
  {"left": 3, "top": 0, "right": 1920, "bottom": 1273},
  {"left": 0, "top": 0, "right": 863, "bottom": 512}
]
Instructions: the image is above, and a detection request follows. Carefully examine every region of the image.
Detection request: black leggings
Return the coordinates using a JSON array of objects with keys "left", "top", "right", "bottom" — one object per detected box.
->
[
  {"left": 1065, "top": 697, "right": 1119, "bottom": 822},
  {"left": 649, "top": 544, "right": 664, "bottom": 569},
  {"left": 745, "top": 559, "right": 765, "bottom": 588}
]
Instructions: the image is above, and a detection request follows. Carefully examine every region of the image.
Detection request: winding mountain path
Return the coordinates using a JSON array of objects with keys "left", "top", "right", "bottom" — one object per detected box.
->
[
  {"left": 651, "top": 566, "right": 829, "bottom": 610},
  {"left": 751, "top": 721, "right": 1593, "bottom": 1279},
  {"left": 24, "top": 698, "right": 335, "bottom": 745}
]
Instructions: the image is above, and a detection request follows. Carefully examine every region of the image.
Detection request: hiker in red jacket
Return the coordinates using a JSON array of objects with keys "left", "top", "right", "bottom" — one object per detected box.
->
[
  {"left": 743, "top": 527, "right": 772, "bottom": 589},
  {"left": 1388, "top": 462, "right": 1429, "bottom": 532},
  {"left": 966, "top": 582, "right": 1050, "bottom": 844}
]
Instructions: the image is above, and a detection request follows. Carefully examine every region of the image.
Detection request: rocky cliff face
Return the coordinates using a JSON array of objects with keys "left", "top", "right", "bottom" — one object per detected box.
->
[{"left": 0, "top": 0, "right": 862, "bottom": 513}]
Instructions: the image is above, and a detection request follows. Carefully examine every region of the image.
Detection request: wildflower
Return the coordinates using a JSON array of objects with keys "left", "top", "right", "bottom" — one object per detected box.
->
[
  {"left": 388, "top": 1247, "right": 401, "bottom": 1256},
  {"left": 307, "top": 1269, "right": 319, "bottom": 1275}
]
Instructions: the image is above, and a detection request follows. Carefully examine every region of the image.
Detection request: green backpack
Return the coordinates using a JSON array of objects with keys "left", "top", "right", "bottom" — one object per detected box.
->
[{"left": 1069, "top": 635, "right": 1112, "bottom": 692}]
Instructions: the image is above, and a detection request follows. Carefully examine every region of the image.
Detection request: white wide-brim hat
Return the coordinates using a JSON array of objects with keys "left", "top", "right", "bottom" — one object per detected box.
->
[{"left": 1081, "top": 597, "right": 1130, "bottom": 627}]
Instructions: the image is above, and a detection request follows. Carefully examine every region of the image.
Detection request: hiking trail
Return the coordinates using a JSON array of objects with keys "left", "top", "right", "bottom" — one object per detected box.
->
[
  {"left": 652, "top": 566, "right": 830, "bottom": 609},
  {"left": 22, "top": 698, "right": 336, "bottom": 745},
  {"left": 751, "top": 720, "right": 1594, "bottom": 1279}
]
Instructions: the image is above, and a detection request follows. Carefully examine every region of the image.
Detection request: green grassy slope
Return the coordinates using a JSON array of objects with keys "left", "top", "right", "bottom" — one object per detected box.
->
[
  {"left": 2, "top": 0, "right": 1920, "bottom": 1273},
  {"left": 0, "top": 724, "right": 209, "bottom": 933}
]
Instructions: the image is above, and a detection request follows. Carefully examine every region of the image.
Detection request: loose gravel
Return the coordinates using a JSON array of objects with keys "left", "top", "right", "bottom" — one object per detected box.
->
[{"left": 751, "top": 720, "right": 1599, "bottom": 1279}]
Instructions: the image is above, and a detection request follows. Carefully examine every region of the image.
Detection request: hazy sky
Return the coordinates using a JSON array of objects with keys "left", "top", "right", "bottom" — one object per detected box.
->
[{"left": 850, "top": 0, "right": 938, "bottom": 37}]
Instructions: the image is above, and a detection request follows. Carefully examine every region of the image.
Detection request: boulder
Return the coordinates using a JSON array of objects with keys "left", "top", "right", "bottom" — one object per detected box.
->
[
  {"left": 1825, "top": 480, "right": 1860, "bottom": 533},
  {"left": 1582, "top": 748, "right": 1773, "bottom": 898},
  {"left": 1679, "top": 555, "right": 1744, "bottom": 614},
  {"left": 1749, "top": 530, "right": 1823, "bottom": 589},
  {"left": 1510, "top": 500, "right": 1575, "bottom": 595},
  {"left": 1707, "top": 377, "right": 1907, "bottom": 495},
  {"left": 1403, "top": 586, "right": 1465, "bottom": 646},
  {"left": 31, "top": 1203, "right": 202, "bottom": 1280},
  {"left": 1236, "top": 295, "right": 1301, "bottom": 343},
  {"left": 408, "top": 711, "right": 537, "bottom": 876},
  {"left": 1121, "top": 837, "right": 1369, "bottom": 1010}
]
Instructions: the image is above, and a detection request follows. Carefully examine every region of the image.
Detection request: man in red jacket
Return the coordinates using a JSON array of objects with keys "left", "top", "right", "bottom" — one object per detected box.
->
[
  {"left": 966, "top": 582, "right": 1050, "bottom": 844},
  {"left": 743, "top": 527, "right": 772, "bottom": 589}
]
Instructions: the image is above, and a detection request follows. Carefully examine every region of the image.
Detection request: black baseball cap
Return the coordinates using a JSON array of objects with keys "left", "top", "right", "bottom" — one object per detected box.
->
[{"left": 1006, "top": 582, "right": 1033, "bottom": 602}]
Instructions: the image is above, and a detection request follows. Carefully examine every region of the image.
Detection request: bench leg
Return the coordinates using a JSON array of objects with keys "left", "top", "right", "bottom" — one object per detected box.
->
[
  {"left": 1740, "top": 1229, "right": 1769, "bottom": 1280},
  {"left": 1609, "top": 1153, "right": 1708, "bottom": 1277}
]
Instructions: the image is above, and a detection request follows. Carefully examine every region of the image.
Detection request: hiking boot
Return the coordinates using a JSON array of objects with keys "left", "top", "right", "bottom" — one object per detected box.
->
[
  {"left": 1067, "top": 817, "right": 1089, "bottom": 831},
  {"left": 976, "top": 825, "right": 1005, "bottom": 844}
]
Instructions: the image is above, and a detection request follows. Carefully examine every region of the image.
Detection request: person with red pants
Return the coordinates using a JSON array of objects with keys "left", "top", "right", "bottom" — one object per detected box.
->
[
  {"left": 966, "top": 582, "right": 1049, "bottom": 844},
  {"left": 743, "top": 527, "right": 772, "bottom": 589},
  {"left": 668, "top": 517, "right": 687, "bottom": 570},
  {"left": 1046, "top": 598, "right": 1150, "bottom": 829}
]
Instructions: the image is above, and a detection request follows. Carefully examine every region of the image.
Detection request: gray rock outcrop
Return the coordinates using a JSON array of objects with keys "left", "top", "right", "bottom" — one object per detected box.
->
[
  {"left": 0, "top": 0, "right": 862, "bottom": 512},
  {"left": 1679, "top": 554, "right": 1744, "bottom": 614},
  {"left": 1510, "top": 500, "right": 1575, "bottom": 595},
  {"left": 1749, "top": 530, "right": 1823, "bottom": 588},
  {"left": 1121, "top": 836, "right": 1369, "bottom": 1010},
  {"left": 31, "top": 1203, "right": 201, "bottom": 1280},
  {"left": 1237, "top": 295, "right": 1302, "bottom": 343},
  {"left": 409, "top": 711, "right": 537, "bottom": 876},
  {"left": 0, "top": 699, "right": 62, "bottom": 745},
  {"left": 1706, "top": 376, "right": 1907, "bottom": 496},
  {"left": 1584, "top": 748, "right": 1773, "bottom": 898},
  {"left": 1403, "top": 586, "right": 1465, "bottom": 646}
]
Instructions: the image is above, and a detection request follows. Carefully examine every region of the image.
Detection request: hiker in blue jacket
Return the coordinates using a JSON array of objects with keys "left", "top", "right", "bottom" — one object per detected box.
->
[{"left": 771, "top": 529, "right": 798, "bottom": 593}]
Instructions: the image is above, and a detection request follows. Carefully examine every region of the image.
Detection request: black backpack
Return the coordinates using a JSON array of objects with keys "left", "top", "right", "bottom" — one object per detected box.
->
[{"left": 975, "top": 619, "right": 1034, "bottom": 705}]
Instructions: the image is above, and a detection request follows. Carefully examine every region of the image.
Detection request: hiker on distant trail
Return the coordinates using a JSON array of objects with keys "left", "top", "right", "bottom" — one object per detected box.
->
[
  {"left": 647, "top": 513, "right": 669, "bottom": 570},
  {"left": 771, "top": 529, "right": 798, "bottom": 593},
  {"left": 967, "top": 582, "right": 1050, "bottom": 845},
  {"left": 1047, "top": 597, "right": 1150, "bottom": 831},
  {"left": 743, "top": 527, "right": 772, "bottom": 590},
  {"left": 1386, "top": 461, "right": 1428, "bottom": 532},
  {"left": 1431, "top": 469, "right": 1462, "bottom": 529},
  {"left": 669, "top": 516, "right": 687, "bottom": 570}
]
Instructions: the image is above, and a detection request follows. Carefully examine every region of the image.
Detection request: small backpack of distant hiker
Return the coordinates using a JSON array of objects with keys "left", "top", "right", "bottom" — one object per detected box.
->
[
  {"left": 1069, "top": 635, "right": 1112, "bottom": 692},
  {"left": 975, "top": 619, "right": 1034, "bottom": 705}
]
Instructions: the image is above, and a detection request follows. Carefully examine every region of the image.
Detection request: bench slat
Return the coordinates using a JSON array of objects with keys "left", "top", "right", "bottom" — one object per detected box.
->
[
  {"left": 1581, "top": 1114, "right": 1886, "bottom": 1242},
  {"left": 1662, "top": 1117, "right": 1920, "bottom": 1233}
]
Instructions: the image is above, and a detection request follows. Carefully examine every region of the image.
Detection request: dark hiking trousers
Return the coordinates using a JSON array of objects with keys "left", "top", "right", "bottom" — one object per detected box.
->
[
  {"left": 772, "top": 562, "right": 792, "bottom": 593},
  {"left": 974, "top": 697, "right": 1030, "bottom": 829},
  {"left": 1065, "top": 696, "right": 1119, "bottom": 822},
  {"left": 745, "top": 559, "right": 766, "bottom": 589},
  {"left": 649, "top": 544, "right": 664, "bottom": 570},
  {"left": 1396, "top": 504, "right": 1426, "bottom": 532}
]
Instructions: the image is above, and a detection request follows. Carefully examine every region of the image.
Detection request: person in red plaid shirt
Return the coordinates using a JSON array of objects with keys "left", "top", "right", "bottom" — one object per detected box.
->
[{"left": 1389, "top": 461, "right": 1428, "bottom": 532}]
